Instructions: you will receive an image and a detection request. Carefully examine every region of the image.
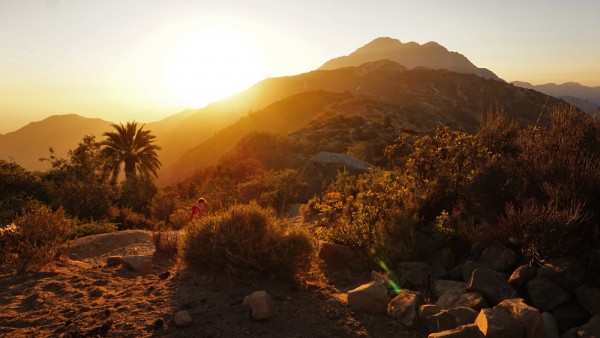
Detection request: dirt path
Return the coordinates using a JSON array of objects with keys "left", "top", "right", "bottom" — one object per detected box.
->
[{"left": 0, "top": 231, "right": 425, "bottom": 337}]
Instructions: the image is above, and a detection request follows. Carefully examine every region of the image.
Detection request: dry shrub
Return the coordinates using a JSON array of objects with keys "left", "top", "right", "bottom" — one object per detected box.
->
[
  {"left": 152, "top": 229, "right": 179, "bottom": 257},
  {"left": 180, "top": 202, "right": 315, "bottom": 281},
  {"left": 168, "top": 209, "right": 190, "bottom": 230},
  {"left": 109, "top": 206, "right": 154, "bottom": 230},
  {"left": 0, "top": 206, "right": 72, "bottom": 273}
]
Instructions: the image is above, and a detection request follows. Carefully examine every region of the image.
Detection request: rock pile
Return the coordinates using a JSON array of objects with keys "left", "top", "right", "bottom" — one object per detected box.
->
[{"left": 340, "top": 243, "right": 599, "bottom": 337}]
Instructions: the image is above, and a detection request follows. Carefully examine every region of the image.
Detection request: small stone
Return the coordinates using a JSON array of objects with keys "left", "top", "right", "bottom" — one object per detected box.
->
[
  {"left": 462, "top": 261, "right": 488, "bottom": 283},
  {"left": 436, "top": 292, "right": 488, "bottom": 311},
  {"left": 447, "top": 264, "right": 464, "bottom": 281},
  {"left": 398, "top": 262, "right": 432, "bottom": 287},
  {"left": 173, "top": 310, "right": 192, "bottom": 327},
  {"left": 244, "top": 290, "right": 276, "bottom": 320},
  {"left": 436, "top": 280, "right": 467, "bottom": 297},
  {"left": 121, "top": 256, "right": 152, "bottom": 272},
  {"left": 317, "top": 241, "right": 355, "bottom": 266},
  {"left": 419, "top": 304, "right": 441, "bottom": 320},
  {"left": 106, "top": 256, "right": 124, "bottom": 267},
  {"left": 427, "top": 307, "right": 478, "bottom": 333}
]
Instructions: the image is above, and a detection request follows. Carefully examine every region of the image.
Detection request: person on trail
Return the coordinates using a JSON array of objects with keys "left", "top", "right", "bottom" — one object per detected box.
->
[{"left": 190, "top": 197, "right": 206, "bottom": 220}]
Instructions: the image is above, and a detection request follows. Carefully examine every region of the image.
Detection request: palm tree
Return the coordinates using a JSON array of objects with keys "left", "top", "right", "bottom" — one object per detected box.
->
[{"left": 101, "top": 121, "right": 161, "bottom": 184}]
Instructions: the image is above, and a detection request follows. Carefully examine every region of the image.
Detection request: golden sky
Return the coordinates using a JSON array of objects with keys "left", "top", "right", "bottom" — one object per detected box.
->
[{"left": 1, "top": 0, "right": 599, "bottom": 133}]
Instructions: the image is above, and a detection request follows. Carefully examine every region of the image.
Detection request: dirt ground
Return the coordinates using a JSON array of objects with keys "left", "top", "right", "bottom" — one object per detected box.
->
[{"left": 0, "top": 230, "right": 425, "bottom": 337}]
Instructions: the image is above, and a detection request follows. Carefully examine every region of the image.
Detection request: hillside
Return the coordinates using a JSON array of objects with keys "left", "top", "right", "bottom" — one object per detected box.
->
[
  {"left": 159, "top": 60, "right": 565, "bottom": 185},
  {"left": 0, "top": 114, "right": 113, "bottom": 171},
  {"left": 320, "top": 37, "right": 500, "bottom": 80},
  {"left": 512, "top": 81, "right": 600, "bottom": 114}
]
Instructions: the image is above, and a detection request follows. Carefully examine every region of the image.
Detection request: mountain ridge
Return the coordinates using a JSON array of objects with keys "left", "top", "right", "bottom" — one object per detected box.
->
[{"left": 320, "top": 37, "right": 500, "bottom": 81}]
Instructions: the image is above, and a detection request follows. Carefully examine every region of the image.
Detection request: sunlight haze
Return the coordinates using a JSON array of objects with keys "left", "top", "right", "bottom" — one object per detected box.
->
[{"left": 0, "top": 0, "right": 599, "bottom": 133}]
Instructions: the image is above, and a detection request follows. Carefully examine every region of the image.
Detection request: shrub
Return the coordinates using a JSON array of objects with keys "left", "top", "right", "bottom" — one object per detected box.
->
[
  {"left": 180, "top": 203, "right": 315, "bottom": 281},
  {"left": 0, "top": 206, "right": 72, "bottom": 273},
  {"left": 109, "top": 206, "right": 155, "bottom": 230},
  {"left": 74, "top": 221, "right": 118, "bottom": 238},
  {"left": 168, "top": 208, "right": 190, "bottom": 230}
]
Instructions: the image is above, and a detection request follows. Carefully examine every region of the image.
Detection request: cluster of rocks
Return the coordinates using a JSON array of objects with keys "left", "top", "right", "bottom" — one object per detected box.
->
[{"left": 339, "top": 243, "right": 599, "bottom": 337}]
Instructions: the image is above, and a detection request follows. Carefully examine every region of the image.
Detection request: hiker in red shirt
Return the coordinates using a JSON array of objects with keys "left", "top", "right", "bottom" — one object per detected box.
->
[{"left": 190, "top": 197, "right": 206, "bottom": 220}]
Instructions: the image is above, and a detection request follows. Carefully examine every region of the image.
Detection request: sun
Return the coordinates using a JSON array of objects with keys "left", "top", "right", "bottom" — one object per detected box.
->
[{"left": 164, "top": 32, "right": 265, "bottom": 107}]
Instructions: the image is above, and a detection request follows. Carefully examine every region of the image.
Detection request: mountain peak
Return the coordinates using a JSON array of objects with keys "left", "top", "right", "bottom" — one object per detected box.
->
[{"left": 320, "top": 37, "right": 500, "bottom": 81}]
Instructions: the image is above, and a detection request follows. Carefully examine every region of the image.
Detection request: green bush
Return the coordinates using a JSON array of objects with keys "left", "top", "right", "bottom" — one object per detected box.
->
[
  {"left": 0, "top": 206, "right": 72, "bottom": 273},
  {"left": 180, "top": 203, "right": 315, "bottom": 281},
  {"left": 74, "top": 221, "right": 118, "bottom": 238}
]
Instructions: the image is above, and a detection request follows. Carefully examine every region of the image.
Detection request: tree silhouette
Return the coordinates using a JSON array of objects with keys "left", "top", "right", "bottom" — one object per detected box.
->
[{"left": 101, "top": 122, "right": 161, "bottom": 184}]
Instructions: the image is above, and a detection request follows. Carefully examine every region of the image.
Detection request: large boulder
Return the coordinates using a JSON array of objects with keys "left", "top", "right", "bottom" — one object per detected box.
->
[
  {"left": 467, "top": 268, "right": 518, "bottom": 305},
  {"left": 428, "top": 324, "right": 484, "bottom": 338},
  {"left": 243, "top": 290, "right": 276, "bottom": 320},
  {"left": 541, "top": 312, "right": 560, "bottom": 338},
  {"left": 537, "top": 258, "right": 585, "bottom": 290},
  {"left": 495, "top": 298, "right": 547, "bottom": 338},
  {"left": 578, "top": 314, "right": 600, "bottom": 337},
  {"left": 318, "top": 241, "right": 355, "bottom": 266},
  {"left": 398, "top": 262, "right": 432, "bottom": 287},
  {"left": 427, "top": 307, "right": 478, "bottom": 333},
  {"left": 436, "top": 280, "right": 467, "bottom": 297},
  {"left": 526, "top": 277, "right": 571, "bottom": 311},
  {"left": 436, "top": 292, "right": 489, "bottom": 311},
  {"left": 447, "top": 264, "right": 464, "bottom": 281},
  {"left": 508, "top": 265, "right": 537, "bottom": 291},
  {"left": 478, "top": 244, "right": 517, "bottom": 272},
  {"left": 347, "top": 281, "right": 388, "bottom": 314},
  {"left": 388, "top": 289, "right": 425, "bottom": 328},
  {"left": 551, "top": 301, "right": 590, "bottom": 333},
  {"left": 475, "top": 308, "right": 524, "bottom": 337},
  {"left": 576, "top": 285, "right": 600, "bottom": 315}
]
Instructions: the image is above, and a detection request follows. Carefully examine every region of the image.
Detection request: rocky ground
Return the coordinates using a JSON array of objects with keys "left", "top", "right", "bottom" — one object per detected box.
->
[{"left": 0, "top": 230, "right": 424, "bottom": 338}]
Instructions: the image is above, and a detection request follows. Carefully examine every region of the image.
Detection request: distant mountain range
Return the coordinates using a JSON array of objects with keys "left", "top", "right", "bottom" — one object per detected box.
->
[
  {"left": 0, "top": 37, "right": 575, "bottom": 184},
  {"left": 320, "top": 37, "right": 500, "bottom": 81},
  {"left": 159, "top": 60, "right": 564, "bottom": 185},
  {"left": 512, "top": 81, "right": 600, "bottom": 114}
]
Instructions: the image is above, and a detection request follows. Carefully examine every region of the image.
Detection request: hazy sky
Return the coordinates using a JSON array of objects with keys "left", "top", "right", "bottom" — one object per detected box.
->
[{"left": 1, "top": 0, "right": 599, "bottom": 133}]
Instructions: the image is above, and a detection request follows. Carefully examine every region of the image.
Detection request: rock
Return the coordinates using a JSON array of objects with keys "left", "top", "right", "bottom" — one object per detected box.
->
[
  {"left": 173, "top": 310, "right": 192, "bottom": 327},
  {"left": 495, "top": 298, "right": 547, "bottom": 338},
  {"left": 478, "top": 244, "right": 517, "bottom": 272},
  {"left": 347, "top": 282, "right": 388, "bottom": 314},
  {"left": 428, "top": 323, "right": 484, "bottom": 337},
  {"left": 509, "top": 265, "right": 537, "bottom": 291},
  {"left": 388, "top": 289, "right": 425, "bottom": 328},
  {"left": 462, "top": 261, "right": 488, "bottom": 283},
  {"left": 560, "top": 327, "right": 578, "bottom": 338},
  {"left": 243, "top": 290, "right": 276, "bottom": 321},
  {"left": 578, "top": 314, "right": 600, "bottom": 337},
  {"left": 436, "top": 292, "right": 488, "bottom": 311},
  {"left": 551, "top": 301, "right": 590, "bottom": 333},
  {"left": 106, "top": 256, "right": 124, "bottom": 267},
  {"left": 526, "top": 277, "right": 571, "bottom": 311},
  {"left": 436, "top": 280, "right": 467, "bottom": 297},
  {"left": 121, "top": 256, "right": 152, "bottom": 272},
  {"left": 537, "top": 258, "right": 585, "bottom": 290},
  {"left": 541, "top": 312, "right": 560, "bottom": 338},
  {"left": 447, "top": 264, "right": 464, "bottom": 281},
  {"left": 467, "top": 268, "right": 518, "bottom": 305},
  {"left": 576, "top": 285, "right": 600, "bottom": 315},
  {"left": 372, "top": 271, "right": 400, "bottom": 294},
  {"left": 427, "top": 307, "right": 478, "bottom": 333},
  {"left": 398, "top": 262, "right": 432, "bottom": 287},
  {"left": 318, "top": 241, "right": 355, "bottom": 266},
  {"left": 475, "top": 308, "right": 524, "bottom": 338},
  {"left": 420, "top": 304, "right": 442, "bottom": 320},
  {"left": 433, "top": 265, "right": 449, "bottom": 280}
]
